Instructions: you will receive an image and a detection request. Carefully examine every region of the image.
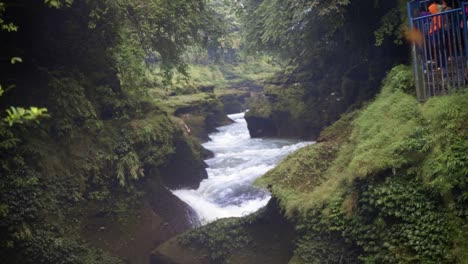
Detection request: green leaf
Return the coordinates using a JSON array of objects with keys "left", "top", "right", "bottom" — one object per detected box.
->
[{"left": 10, "top": 57, "right": 22, "bottom": 64}]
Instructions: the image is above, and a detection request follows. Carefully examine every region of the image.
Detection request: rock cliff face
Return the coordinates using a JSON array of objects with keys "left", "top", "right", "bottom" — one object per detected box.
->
[
  {"left": 245, "top": 115, "right": 278, "bottom": 138},
  {"left": 217, "top": 91, "right": 251, "bottom": 114},
  {"left": 81, "top": 179, "right": 199, "bottom": 264},
  {"left": 159, "top": 137, "right": 209, "bottom": 189},
  {"left": 174, "top": 95, "right": 233, "bottom": 142}
]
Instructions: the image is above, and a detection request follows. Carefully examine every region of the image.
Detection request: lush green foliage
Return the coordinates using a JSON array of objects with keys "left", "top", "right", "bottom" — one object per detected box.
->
[
  {"left": 93, "top": 0, "right": 223, "bottom": 82},
  {"left": 3, "top": 106, "right": 49, "bottom": 126},
  {"left": 258, "top": 65, "right": 468, "bottom": 263},
  {"left": 374, "top": 0, "right": 407, "bottom": 46},
  {"left": 420, "top": 94, "right": 468, "bottom": 194},
  {"left": 340, "top": 86, "right": 420, "bottom": 179},
  {"left": 239, "top": 0, "right": 350, "bottom": 61},
  {"left": 178, "top": 217, "right": 254, "bottom": 262},
  {"left": 243, "top": 0, "right": 407, "bottom": 140},
  {"left": 0, "top": 0, "right": 230, "bottom": 262},
  {"left": 239, "top": 0, "right": 405, "bottom": 64},
  {"left": 256, "top": 111, "right": 358, "bottom": 214},
  {"left": 0, "top": 104, "right": 188, "bottom": 261}
]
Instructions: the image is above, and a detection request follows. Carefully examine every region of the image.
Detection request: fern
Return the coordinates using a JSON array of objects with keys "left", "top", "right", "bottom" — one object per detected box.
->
[{"left": 115, "top": 151, "right": 144, "bottom": 187}]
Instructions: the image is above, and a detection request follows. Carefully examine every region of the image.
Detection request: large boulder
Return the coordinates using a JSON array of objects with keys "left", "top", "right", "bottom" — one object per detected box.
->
[{"left": 151, "top": 199, "right": 296, "bottom": 264}]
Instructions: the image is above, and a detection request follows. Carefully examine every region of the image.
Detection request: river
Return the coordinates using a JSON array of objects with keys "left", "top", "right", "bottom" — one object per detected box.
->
[{"left": 173, "top": 112, "right": 310, "bottom": 225}]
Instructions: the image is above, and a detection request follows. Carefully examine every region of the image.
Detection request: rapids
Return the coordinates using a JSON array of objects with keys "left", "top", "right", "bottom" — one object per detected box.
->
[{"left": 173, "top": 112, "right": 311, "bottom": 224}]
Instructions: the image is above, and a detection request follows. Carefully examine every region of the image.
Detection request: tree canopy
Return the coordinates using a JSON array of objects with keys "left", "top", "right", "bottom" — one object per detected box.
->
[
  {"left": 238, "top": 0, "right": 406, "bottom": 66},
  {"left": 239, "top": 0, "right": 350, "bottom": 62}
]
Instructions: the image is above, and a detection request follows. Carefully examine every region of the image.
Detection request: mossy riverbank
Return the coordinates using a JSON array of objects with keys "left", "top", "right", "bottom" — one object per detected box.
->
[
  {"left": 152, "top": 199, "right": 296, "bottom": 264},
  {"left": 155, "top": 65, "right": 468, "bottom": 264},
  {"left": 0, "top": 5, "right": 263, "bottom": 260}
]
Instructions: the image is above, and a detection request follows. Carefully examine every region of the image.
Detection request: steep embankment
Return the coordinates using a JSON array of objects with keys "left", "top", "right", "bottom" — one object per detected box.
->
[
  {"left": 1, "top": 89, "right": 217, "bottom": 264},
  {"left": 259, "top": 65, "right": 468, "bottom": 263},
  {"left": 159, "top": 92, "right": 233, "bottom": 143},
  {"left": 0, "top": 2, "right": 229, "bottom": 263},
  {"left": 154, "top": 65, "right": 468, "bottom": 263},
  {"left": 152, "top": 198, "right": 296, "bottom": 264}
]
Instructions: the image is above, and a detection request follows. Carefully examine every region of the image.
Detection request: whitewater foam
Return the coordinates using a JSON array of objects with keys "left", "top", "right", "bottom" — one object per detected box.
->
[{"left": 172, "top": 112, "right": 311, "bottom": 224}]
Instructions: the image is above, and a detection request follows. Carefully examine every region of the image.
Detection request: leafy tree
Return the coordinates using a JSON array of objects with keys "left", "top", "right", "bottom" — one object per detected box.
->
[
  {"left": 238, "top": 0, "right": 406, "bottom": 66},
  {"left": 0, "top": 0, "right": 225, "bottom": 262},
  {"left": 0, "top": 1, "right": 50, "bottom": 153},
  {"left": 91, "top": 0, "right": 225, "bottom": 84},
  {"left": 239, "top": 0, "right": 350, "bottom": 62}
]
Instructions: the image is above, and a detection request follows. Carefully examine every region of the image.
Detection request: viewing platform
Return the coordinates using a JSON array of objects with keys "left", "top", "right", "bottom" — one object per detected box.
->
[{"left": 407, "top": 0, "right": 468, "bottom": 100}]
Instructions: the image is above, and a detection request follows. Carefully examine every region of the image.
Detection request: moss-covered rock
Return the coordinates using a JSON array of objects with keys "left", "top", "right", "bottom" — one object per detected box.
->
[
  {"left": 152, "top": 199, "right": 296, "bottom": 264},
  {"left": 217, "top": 90, "right": 251, "bottom": 114},
  {"left": 255, "top": 66, "right": 468, "bottom": 263},
  {"left": 158, "top": 136, "right": 208, "bottom": 189},
  {"left": 245, "top": 79, "right": 349, "bottom": 140},
  {"left": 161, "top": 93, "right": 232, "bottom": 141},
  {"left": 0, "top": 101, "right": 211, "bottom": 263},
  {"left": 245, "top": 114, "right": 278, "bottom": 138},
  {"left": 81, "top": 178, "right": 198, "bottom": 264}
]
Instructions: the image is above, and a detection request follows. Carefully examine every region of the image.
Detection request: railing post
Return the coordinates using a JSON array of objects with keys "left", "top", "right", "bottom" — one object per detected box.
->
[
  {"left": 408, "top": 1, "right": 424, "bottom": 101},
  {"left": 463, "top": 2, "right": 468, "bottom": 72}
]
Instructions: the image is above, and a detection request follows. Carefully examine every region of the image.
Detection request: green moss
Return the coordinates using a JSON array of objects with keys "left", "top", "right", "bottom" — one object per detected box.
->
[
  {"left": 256, "top": 111, "right": 358, "bottom": 215},
  {"left": 246, "top": 95, "right": 272, "bottom": 118},
  {"left": 177, "top": 217, "right": 254, "bottom": 263},
  {"left": 343, "top": 90, "right": 420, "bottom": 178},
  {"left": 145, "top": 57, "right": 279, "bottom": 99},
  {"left": 214, "top": 88, "right": 250, "bottom": 98},
  {"left": 257, "top": 143, "right": 338, "bottom": 215},
  {"left": 297, "top": 66, "right": 423, "bottom": 207},
  {"left": 219, "top": 59, "right": 280, "bottom": 86},
  {"left": 419, "top": 93, "right": 468, "bottom": 193},
  {"left": 155, "top": 200, "right": 295, "bottom": 264},
  {"left": 256, "top": 65, "right": 468, "bottom": 263},
  {"left": 186, "top": 65, "right": 228, "bottom": 88}
]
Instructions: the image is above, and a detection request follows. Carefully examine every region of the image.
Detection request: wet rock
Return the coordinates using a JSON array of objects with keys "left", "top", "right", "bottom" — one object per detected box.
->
[
  {"left": 82, "top": 179, "right": 199, "bottom": 264},
  {"left": 159, "top": 137, "right": 208, "bottom": 189},
  {"left": 245, "top": 115, "right": 278, "bottom": 138},
  {"left": 151, "top": 199, "right": 295, "bottom": 264},
  {"left": 217, "top": 91, "right": 251, "bottom": 114}
]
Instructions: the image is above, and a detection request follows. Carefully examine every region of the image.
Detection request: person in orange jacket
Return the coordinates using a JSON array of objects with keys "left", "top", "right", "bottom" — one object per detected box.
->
[
  {"left": 429, "top": 0, "right": 443, "bottom": 34},
  {"left": 428, "top": 0, "right": 449, "bottom": 69}
]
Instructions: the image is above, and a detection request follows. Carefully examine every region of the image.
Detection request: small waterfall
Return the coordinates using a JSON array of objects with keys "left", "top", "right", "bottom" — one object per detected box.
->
[{"left": 173, "top": 112, "right": 311, "bottom": 224}]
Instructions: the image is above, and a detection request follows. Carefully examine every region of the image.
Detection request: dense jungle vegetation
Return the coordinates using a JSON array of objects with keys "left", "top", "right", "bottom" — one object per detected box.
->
[
  {"left": 0, "top": 0, "right": 271, "bottom": 263},
  {"left": 1, "top": 0, "right": 467, "bottom": 263},
  {"left": 243, "top": 0, "right": 408, "bottom": 139}
]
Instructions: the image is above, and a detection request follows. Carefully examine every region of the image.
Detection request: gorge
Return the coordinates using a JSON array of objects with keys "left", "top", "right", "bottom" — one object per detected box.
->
[
  {"left": 173, "top": 112, "right": 310, "bottom": 224},
  {"left": 1, "top": 0, "right": 467, "bottom": 264}
]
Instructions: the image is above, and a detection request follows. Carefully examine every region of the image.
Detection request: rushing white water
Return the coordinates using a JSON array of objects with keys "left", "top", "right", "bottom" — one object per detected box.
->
[{"left": 173, "top": 112, "right": 311, "bottom": 224}]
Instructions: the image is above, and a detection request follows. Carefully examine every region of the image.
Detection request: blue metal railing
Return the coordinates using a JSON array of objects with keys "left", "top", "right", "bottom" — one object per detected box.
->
[{"left": 408, "top": 0, "right": 468, "bottom": 100}]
